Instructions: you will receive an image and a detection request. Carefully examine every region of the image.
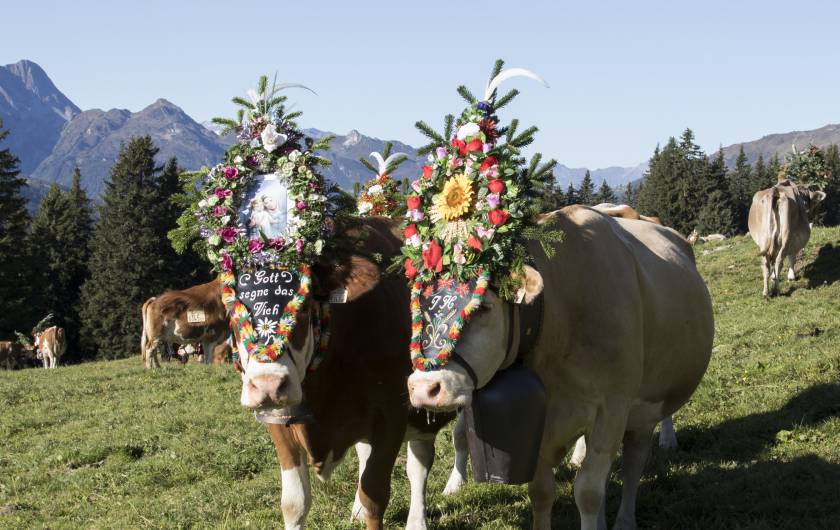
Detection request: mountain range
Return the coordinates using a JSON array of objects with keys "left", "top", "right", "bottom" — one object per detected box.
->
[{"left": 3, "top": 59, "right": 840, "bottom": 205}]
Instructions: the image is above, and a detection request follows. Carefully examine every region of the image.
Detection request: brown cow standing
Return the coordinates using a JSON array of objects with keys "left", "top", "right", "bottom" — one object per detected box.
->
[
  {"left": 0, "top": 341, "right": 37, "bottom": 370},
  {"left": 235, "top": 218, "right": 453, "bottom": 530},
  {"left": 748, "top": 179, "right": 826, "bottom": 297},
  {"left": 33, "top": 326, "right": 66, "bottom": 368},
  {"left": 141, "top": 280, "right": 230, "bottom": 369}
]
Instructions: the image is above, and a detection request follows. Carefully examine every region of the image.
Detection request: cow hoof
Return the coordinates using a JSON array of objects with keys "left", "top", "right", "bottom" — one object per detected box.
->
[
  {"left": 658, "top": 437, "right": 678, "bottom": 450},
  {"left": 613, "top": 516, "right": 637, "bottom": 530},
  {"left": 406, "top": 517, "right": 428, "bottom": 530},
  {"left": 442, "top": 473, "right": 465, "bottom": 496},
  {"left": 351, "top": 495, "right": 367, "bottom": 523}
]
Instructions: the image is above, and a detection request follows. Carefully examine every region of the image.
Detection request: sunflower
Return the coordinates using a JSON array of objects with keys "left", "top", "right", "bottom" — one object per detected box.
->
[{"left": 432, "top": 174, "right": 474, "bottom": 221}]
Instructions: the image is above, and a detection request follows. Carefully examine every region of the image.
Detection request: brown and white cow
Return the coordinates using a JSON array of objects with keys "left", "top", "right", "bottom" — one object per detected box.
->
[
  {"left": 748, "top": 179, "right": 826, "bottom": 297},
  {"left": 407, "top": 205, "right": 714, "bottom": 530},
  {"left": 0, "top": 340, "right": 37, "bottom": 370},
  {"left": 234, "top": 218, "right": 454, "bottom": 530},
  {"left": 33, "top": 326, "right": 66, "bottom": 368},
  {"left": 140, "top": 280, "right": 230, "bottom": 369}
]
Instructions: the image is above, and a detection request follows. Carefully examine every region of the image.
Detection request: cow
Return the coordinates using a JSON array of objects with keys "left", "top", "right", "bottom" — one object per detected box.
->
[
  {"left": 0, "top": 340, "right": 37, "bottom": 370},
  {"left": 748, "top": 179, "right": 826, "bottom": 297},
  {"left": 140, "top": 280, "right": 230, "bottom": 369},
  {"left": 593, "top": 203, "right": 662, "bottom": 225},
  {"left": 33, "top": 326, "right": 66, "bottom": 368},
  {"left": 232, "top": 217, "right": 454, "bottom": 530},
  {"left": 406, "top": 205, "right": 714, "bottom": 530}
]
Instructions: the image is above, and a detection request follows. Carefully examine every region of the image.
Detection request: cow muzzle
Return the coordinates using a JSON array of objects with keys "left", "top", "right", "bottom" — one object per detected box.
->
[
  {"left": 407, "top": 371, "right": 472, "bottom": 412},
  {"left": 240, "top": 362, "right": 300, "bottom": 409}
]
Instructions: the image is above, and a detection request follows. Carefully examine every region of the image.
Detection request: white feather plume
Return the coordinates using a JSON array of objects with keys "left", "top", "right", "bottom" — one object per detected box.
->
[
  {"left": 483, "top": 68, "right": 549, "bottom": 101},
  {"left": 369, "top": 151, "right": 409, "bottom": 175}
]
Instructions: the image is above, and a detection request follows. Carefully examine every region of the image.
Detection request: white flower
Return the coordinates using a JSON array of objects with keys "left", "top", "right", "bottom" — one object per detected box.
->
[
  {"left": 288, "top": 150, "right": 302, "bottom": 162},
  {"left": 260, "top": 124, "right": 288, "bottom": 153},
  {"left": 367, "top": 184, "right": 384, "bottom": 195},
  {"left": 406, "top": 234, "right": 422, "bottom": 247},
  {"left": 234, "top": 155, "right": 244, "bottom": 164},
  {"left": 198, "top": 199, "right": 207, "bottom": 208},
  {"left": 453, "top": 244, "right": 466, "bottom": 265},
  {"left": 256, "top": 318, "right": 277, "bottom": 338},
  {"left": 358, "top": 201, "right": 373, "bottom": 214},
  {"left": 314, "top": 240, "right": 324, "bottom": 254},
  {"left": 280, "top": 161, "right": 295, "bottom": 178},
  {"left": 456, "top": 122, "right": 480, "bottom": 140},
  {"left": 411, "top": 180, "right": 421, "bottom": 193}
]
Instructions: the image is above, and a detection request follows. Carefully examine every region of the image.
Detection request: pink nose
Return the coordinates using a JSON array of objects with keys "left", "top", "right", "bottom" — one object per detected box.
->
[
  {"left": 408, "top": 380, "right": 442, "bottom": 407},
  {"left": 248, "top": 374, "right": 288, "bottom": 407}
]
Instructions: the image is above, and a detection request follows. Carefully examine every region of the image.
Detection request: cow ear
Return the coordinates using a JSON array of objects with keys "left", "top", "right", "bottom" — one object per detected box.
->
[
  {"left": 813, "top": 190, "right": 827, "bottom": 203},
  {"left": 315, "top": 255, "right": 381, "bottom": 303},
  {"left": 515, "top": 265, "right": 544, "bottom": 305}
]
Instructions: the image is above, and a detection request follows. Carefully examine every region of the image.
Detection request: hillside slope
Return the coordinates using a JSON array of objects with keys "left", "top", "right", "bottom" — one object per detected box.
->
[{"left": 1, "top": 227, "right": 839, "bottom": 528}]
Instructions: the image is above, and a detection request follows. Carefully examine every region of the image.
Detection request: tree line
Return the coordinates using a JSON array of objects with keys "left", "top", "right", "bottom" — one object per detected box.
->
[
  {"left": 0, "top": 120, "right": 208, "bottom": 362},
  {"left": 537, "top": 128, "right": 840, "bottom": 236}
]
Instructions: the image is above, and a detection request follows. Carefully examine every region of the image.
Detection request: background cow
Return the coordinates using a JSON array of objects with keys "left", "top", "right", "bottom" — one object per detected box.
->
[
  {"left": 748, "top": 180, "right": 826, "bottom": 297},
  {"left": 0, "top": 340, "right": 37, "bottom": 370},
  {"left": 33, "top": 326, "right": 66, "bottom": 368},
  {"left": 141, "top": 280, "right": 230, "bottom": 369},
  {"left": 407, "top": 205, "right": 714, "bottom": 530}
]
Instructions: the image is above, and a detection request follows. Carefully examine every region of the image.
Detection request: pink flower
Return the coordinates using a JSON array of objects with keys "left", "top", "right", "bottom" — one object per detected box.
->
[
  {"left": 221, "top": 252, "right": 233, "bottom": 272},
  {"left": 476, "top": 226, "right": 495, "bottom": 239},
  {"left": 295, "top": 239, "right": 304, "bottom": 254},
  {"left": 482, "top": 143, "right": 493, "bottom": 154},
  {"left": 436, "top": 146, "right": 448, "bottom": 159},
  {"left": 268, "top": 238, "right": 286, "bottom": 250},
  {"left": 296, "top": 200, "right": 307, "bottom": 211},
  {"left": 214, "top": 188, "right": 232, "bottom": 199},
  {"left": 223, "top": 166, "right": 239, "bottom": 180},
  {"left": 486, "top": 193, "right": 500, "bottom": 208},
  {"left": 212, "top": 205, "right": 228, "bottom": 217},
  {"left": 218, "top": 227, "right": 238, "bottom": 243},
  {"left": 248, "top": 239, "right": 264, "bottom": 253},
  {"left": 410, "top": 209, "right": 425, "bottom": 222}
]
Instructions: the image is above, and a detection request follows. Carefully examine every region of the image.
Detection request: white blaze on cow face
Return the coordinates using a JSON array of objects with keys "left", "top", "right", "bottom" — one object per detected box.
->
[
  {"left": 238, "top": 309, "right": 315, "bottom": 410},
  {"left": 408, "top": 266, "right": 544, "bottom": 411}
]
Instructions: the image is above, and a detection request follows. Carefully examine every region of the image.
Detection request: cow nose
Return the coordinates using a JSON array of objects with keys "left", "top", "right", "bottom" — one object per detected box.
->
[
  {"left": 409, "top": 380, "right": 443, "bottom": 407},
  {"left": 249, "top": 374, "right": 288, "bottom": 406}
]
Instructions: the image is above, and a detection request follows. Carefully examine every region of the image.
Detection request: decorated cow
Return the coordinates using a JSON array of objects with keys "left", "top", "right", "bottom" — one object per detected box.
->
[
  {"left": 356, "top": 142, "right": 409, "bottom": 217},
  {"left": 398, "top": 61, "right": 714, "bottom": 530},
  {"left": 191, "top": 77, "right": 456, "bottom": 529}
]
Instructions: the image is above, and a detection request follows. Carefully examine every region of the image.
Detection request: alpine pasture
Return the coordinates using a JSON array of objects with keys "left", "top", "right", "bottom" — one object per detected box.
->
[{"left": 2, "top": 226, "right": 839, "bottom": 529}]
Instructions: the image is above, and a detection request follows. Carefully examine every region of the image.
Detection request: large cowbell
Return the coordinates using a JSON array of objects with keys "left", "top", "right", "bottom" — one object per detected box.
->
[
  {"left": 235, "top": 173, "right": 302, "bottom": 354},
  {"left": 465, "top": 363, "right": 547, "bottom": 484}
]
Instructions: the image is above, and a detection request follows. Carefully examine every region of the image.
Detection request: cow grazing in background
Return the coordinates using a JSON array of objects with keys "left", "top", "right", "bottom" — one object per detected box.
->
[
  {"left": 748, "top": 180, "right": 826, "bottom": 297},
  {"left": 407, "top": 205, "right": 714, "bottom": 529},
  {"left": 235, "top": 218, "right": 454, "bottom": 530},
  {"left": 0, "top": 341, "right": 37, "bottom": 370},
  {"left": 141, "top": 280, "right": 230, "bottom": 369},
  {"left": 33, "top": 326, "right": 66, "bottom": 368}
]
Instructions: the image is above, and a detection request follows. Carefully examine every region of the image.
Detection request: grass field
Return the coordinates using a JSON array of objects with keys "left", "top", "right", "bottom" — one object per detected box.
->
[{"left": 2, "top": 227, "right": 840, "bottom": 529}]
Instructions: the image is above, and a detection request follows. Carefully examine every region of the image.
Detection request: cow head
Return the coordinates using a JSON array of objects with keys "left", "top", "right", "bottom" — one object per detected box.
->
[
  {"left": 804, "top": 184, "right": 827, "bottom": 219},
  {"left": 407, "top": 265, "right": 544, "bottom": 411},
  {"left": 237, "top": 251, "right": 384, "bottom": 412}
]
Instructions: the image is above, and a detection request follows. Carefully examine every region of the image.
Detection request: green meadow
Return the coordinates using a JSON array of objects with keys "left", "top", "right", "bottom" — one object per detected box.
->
[{"left": 2, "top": 226, "right": 839, "bottom": 529}]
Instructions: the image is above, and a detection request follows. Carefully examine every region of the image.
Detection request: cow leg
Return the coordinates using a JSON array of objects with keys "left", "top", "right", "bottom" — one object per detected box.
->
[
  {"left": 443, "top": 412, "right": 469, "bottom": 495},
  {"left": 787, "top": 254, "right": 797, "bottom": 281},
  {"left": 657, "top": 416, "right": 677, "bottom": 449},
  {"left": 352, "top": 442, "right": 372, "bottom": 522},
  {"left": 528, "top": 457, "right": 557, "bottom": 530},
  {"left": 574, "top": 406, "right": 628, "bottom": 530},
  {"left": 358, "top": 426, "right": 404, "bottom": 530},
  {"left": 614, "top": 425, "right": 656, "bottom": 530},
  {"left": 406, "top": 438, "right": 435, "bottom": 530},
  {"left": 281, "top": 461, "right": 312, "bottom": 529},
  {"left": 570, "top": 435, "right": 587, "bottom": 468},
  {"left": 760, "top": 255, "right": 772, "bottom": 297},
  {"left": 773, "top": 250, "right": 787, "bottom": 295},
  {"left": 41, "top": 355, "right": 48, "bottom": 369}
]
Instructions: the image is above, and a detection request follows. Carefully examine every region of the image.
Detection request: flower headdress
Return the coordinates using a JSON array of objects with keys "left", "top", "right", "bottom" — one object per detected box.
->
[
  {"left": 190, "top": 75, "right": 338, "bottom": 363},
  {"left": 356, "top": 142, "right": 409, "bottom": 217},
  {"left": 399, "top": 59, "right": 562, "bottom": 371}
]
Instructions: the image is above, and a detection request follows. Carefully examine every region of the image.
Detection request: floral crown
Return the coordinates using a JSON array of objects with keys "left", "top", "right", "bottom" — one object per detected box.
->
[
  {"left": 399, "top": 59, "right": 561, "bottom": 371},
  {"left": 356, "top": 142, "right": 409, "bottom": 217}
]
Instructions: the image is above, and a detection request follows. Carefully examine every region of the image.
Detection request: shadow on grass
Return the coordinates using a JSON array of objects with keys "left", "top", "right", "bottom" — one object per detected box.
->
[{"left": 803, "top": 243, "right": 840, "bottom": 288}]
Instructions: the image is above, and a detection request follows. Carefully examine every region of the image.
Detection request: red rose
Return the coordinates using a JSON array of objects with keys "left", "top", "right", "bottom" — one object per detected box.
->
[
  {"left": 488, "top": 209, "right": 510, "bottom": 226},
  {"left": 451, "top": 138, "right": 466, "bottom": 151},
  {"left": 404, "top": 258, "right": 418, "bottom": 279},
  {"left": 488, "top": 179, "right": 506, "bottom": 194},
  {"left": 464, "top": 138, "right": 483, "bottom": 155},
  {"left": 407, "top": 195, "right": 422, "bottom": 210},
  {"left": 422, "top": 165, "right": 433, "bottom": 179},
  {"left": 467, "top": 236, "right": 482, "bottom": 251},
  {"left": 422, "top": 241, "right": 443, "bottom": 272},
  {"left": 404, "top": 224, "right": 418, "bottom": 238},
  {"left": 479, "top": 157, "right": 498, "bottom": 172}
]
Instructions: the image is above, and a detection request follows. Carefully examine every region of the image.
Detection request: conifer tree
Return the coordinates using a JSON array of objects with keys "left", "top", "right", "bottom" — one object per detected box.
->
[
  {"left": 727, "top": 146, "right": 752, "bottom": 232},
  {"left": 80, "top": 136, "right": 168, "bottom": 358},
  {"left": 822, "top": 144, "right": 840, "bottom": 226},
  {"left": 622, "top": 182, "right": 638, "bottom": 208},
  {"left": 697, "top": 149, "right": 736, "bottom": 235},
  {"left": 0, "top": 120, "right": 37, "bottom": 336},
  {"left": 577, "top": 170, "right": 595, "bottom": 205},
  {"left": 750, "top": 154, "right": 772, "bottom": 195},
  {"left": 566, "top": 183, "right": 577, "bottom": 205},
  {"left": 767, "top": 153, "right": 782, "bottom": 183},
  {"left": 595, "top": 180, "right": 616, "bottom": 204}
]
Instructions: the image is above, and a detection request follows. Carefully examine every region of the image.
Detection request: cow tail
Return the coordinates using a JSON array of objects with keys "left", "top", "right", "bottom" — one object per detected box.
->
[
  {"left": 760, "top": 190, "right": 780, "bottom": 257},
  {"left": 141, "top": 298, "right": 155, "bottom": 362}
]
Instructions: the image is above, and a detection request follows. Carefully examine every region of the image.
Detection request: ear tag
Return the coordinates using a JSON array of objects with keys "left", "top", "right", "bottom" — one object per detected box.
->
[
  {"left": 329, "top": 287, "right": 348, "bottom": 304},
  {"left": 187, "top": 309, "right": 207, "bottom": 324}
]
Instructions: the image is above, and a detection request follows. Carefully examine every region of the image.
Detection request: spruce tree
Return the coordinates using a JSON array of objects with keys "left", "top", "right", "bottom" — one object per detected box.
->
[
  {"left": 0, "top": 120, "right": 37, "bottom": 336},
  {"left": 595, "top": 180, "right": 616, "bottom": 204},
  {"left": 566, "top": 183, "right": 577, "bottom": 205},
  {"left": 80, "top": 136, "right": 168, "bottom": 358},
  {"left": 821, "top": 144, "right": 840, "bottom": 226},
  {"left": 577, "top": 170, "right": 595, "bottom": 205},
  {"left": 767, "top": 153, "right": 782, "bottom": 184},
  {"left": 697, "top": 149, "right": 736, "bottom": 235},
  {"left": 728, "top": 146, "right": 752, "bottom": 232},
  {"left": 622, "top": 182, "right": 638, "bottom": 208},
  {"left": 750, "top": 154, "right": 772, "bottom": 195}
]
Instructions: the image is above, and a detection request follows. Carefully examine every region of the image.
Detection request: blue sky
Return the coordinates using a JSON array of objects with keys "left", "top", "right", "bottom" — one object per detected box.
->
[{"left": 4, "top": 0, "right": 838, "bottom": 168}]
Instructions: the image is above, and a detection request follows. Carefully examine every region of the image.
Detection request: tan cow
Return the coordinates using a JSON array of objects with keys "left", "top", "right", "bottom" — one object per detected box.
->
[
  {"left": 407, "top": 205, "right": 714, "bottom": 530},
  {"left": 141, "top": 280, "right": 230, "bottom": 369},
  {"left": 593, "top": 202, "right": 662, "bottom": 225},
  {"left": 33, "top": 326, "right": 66, "bottom": 368},
  {"left": 748, "top": 180, "right": 826, "bottom": 297},
  {"left": 0, "top": 341, "right": 37, "bottom": 370}
]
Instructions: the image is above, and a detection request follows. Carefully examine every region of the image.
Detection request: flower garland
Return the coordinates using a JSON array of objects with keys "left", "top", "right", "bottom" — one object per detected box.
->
[
  {"left": 409, "top": 269, "right": 490, "bottom": 371},
  {"left": 220, "top": 265, "right": 311, "bottom": 363},
  {"left": 357, "top": 148, "right": 409, "bottom": 217}
]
